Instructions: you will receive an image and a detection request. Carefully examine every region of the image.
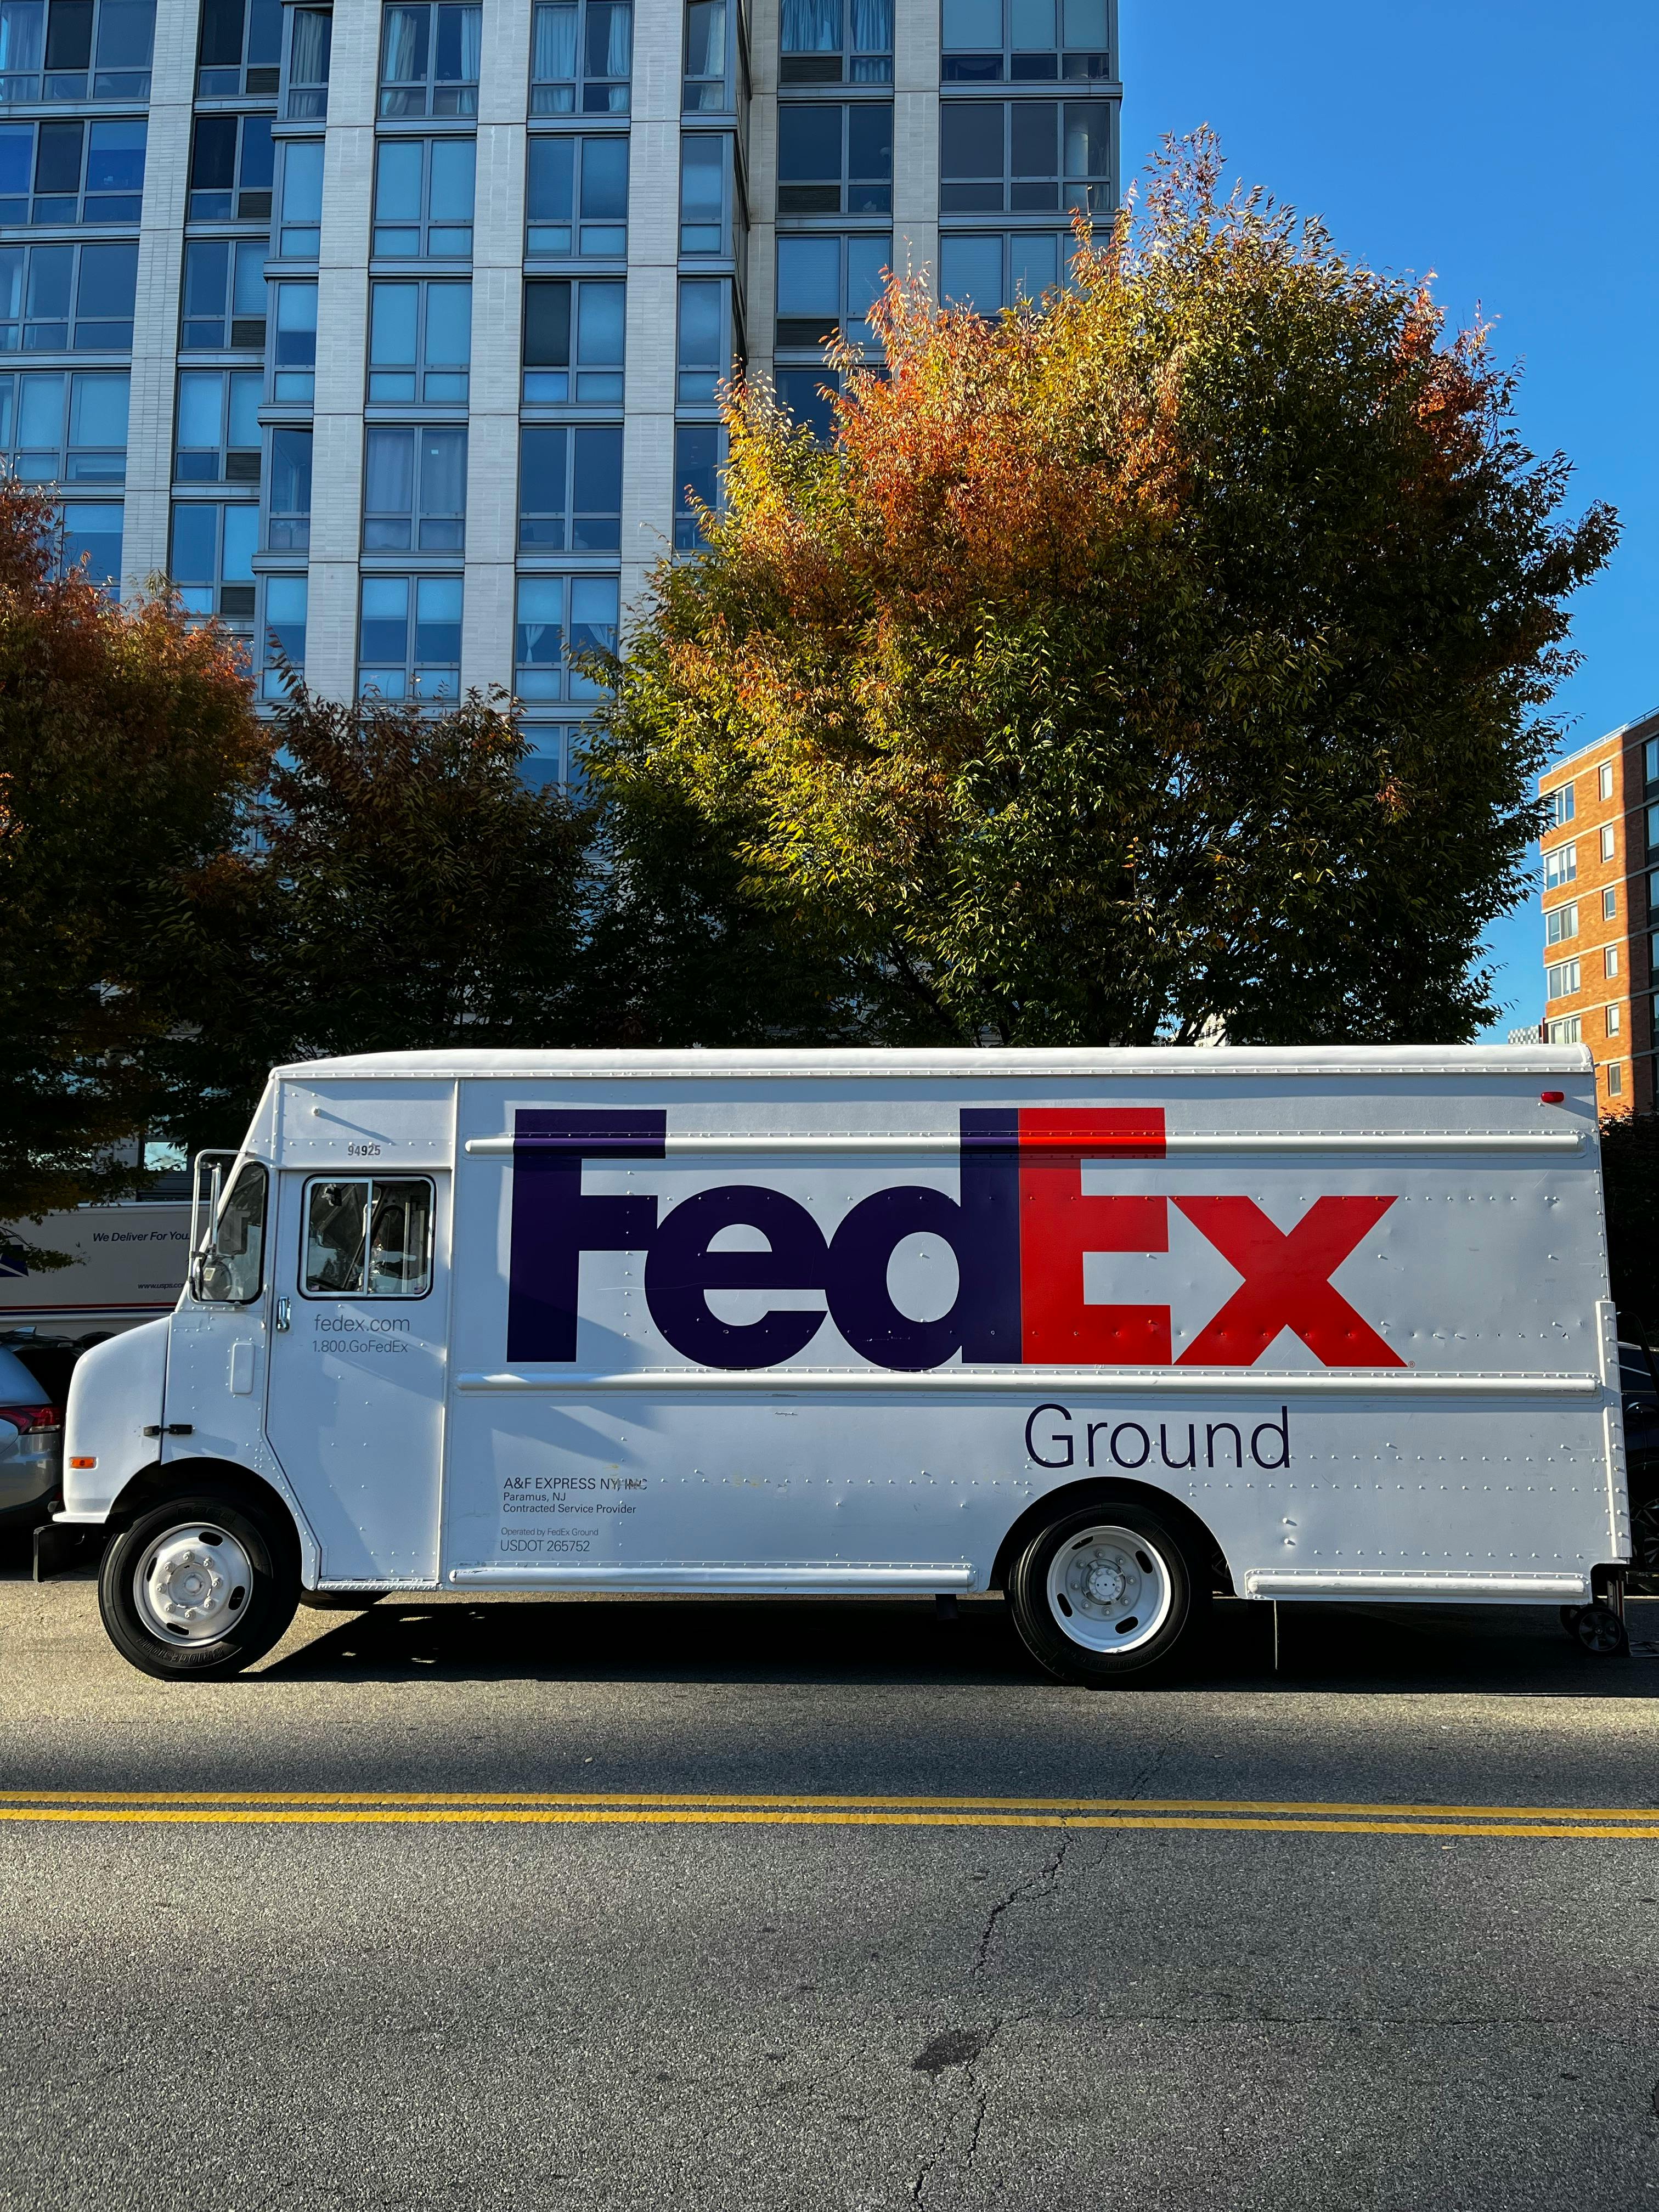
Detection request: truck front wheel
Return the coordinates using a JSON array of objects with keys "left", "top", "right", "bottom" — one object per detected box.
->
[
  {"left": 99, "top": 1487, "right": 300, "bottom": 1679},
  {"left": 1007, "top": 1501, "right": 1206, "bottom": 1686}
]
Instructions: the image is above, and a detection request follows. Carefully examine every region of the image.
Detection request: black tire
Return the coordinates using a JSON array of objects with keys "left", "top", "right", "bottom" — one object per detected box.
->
[
  {"left": 1007, "top": 1499, "right": 1207, "bottom": 1686},
  {"left": 298, "top": 1589, "right": 383, "bottom": 1612},
  {"left": 99, "top": 1485, "right": 300, "bottom": 1680}
]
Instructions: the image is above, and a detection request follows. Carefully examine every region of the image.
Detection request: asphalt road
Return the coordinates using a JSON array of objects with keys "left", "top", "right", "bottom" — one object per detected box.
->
[{"left": 3, "top": 1537, "right": 1659, "bottom": 2212}]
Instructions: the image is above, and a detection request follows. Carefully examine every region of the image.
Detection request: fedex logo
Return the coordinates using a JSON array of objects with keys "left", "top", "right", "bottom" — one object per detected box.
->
[{"left": 505, "top": 1108, "right": 1404, "bottom": 1373}]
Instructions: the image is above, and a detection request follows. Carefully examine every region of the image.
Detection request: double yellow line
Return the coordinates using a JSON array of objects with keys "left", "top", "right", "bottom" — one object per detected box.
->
[{"left": 1, "top": 1790, "right": 1657, "bottom": 1839}]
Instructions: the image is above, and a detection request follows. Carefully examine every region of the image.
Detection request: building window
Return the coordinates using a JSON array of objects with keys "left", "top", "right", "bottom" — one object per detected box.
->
[
  {"left": 1544, "top": 901, "right": 1577, "bottom": 945},
  {"left": 530, "top": 0, "right": 630, "bottom": 115},
  {"left": 379, "top": 0, "right": 480, "bottom": 116},
  {"left": 188, "top": 112, "right": 272, "bottom": 221},
  {"left": 781, "top": 0, "right": 891, "bottom": 83},
  {"left": 369, "top": 278, "right": 470, "bottom": 402},
  {"left": 359, "top": 573, "right": 462, "bottom": 698},
  {"left": 1544, "top": 783, "right": 1575, "bottom": 828},
  {"left": 0, "top": 0, "right": 156, "bottom": 103},
  {"left": 259, "top": 569, "right": 304, "bottom": 693},
  {"left": 284, "top": 3, "right": 330, "bottom": 115},
  {"left": 269, "top": 279, "right": 316, "bottom": 400},
  {"left": 1605, "top": 944, "right": 1619, "bottom": 979},
  {"left": 374, "top": 137, "right": 475, "bottom": 260},
  {"left": 0, "top": 240, "right": 138, "bottom": 349},
  {"left": 1599, "top": 823, "right": 1616, "bottom": 862},
  {"left": 777, "top": 101, "right": 890, "bottom": 215},
  {"left": 775, "top": 233, "right": 887, "bottom": 352},
  {"left": 266, "top": 424, "right": 311, "bottom": 546},
  {"left": 676, "top": 274, "right": 736, "bottom": 402},
  {"left": 523, "top": 276, "right": 623, "bottom": 402},
  {"left": 198, "top": 0, "right": 279, "bottom": 93},
  {"left": 518, "top": 423, "right": 622, "bottom": 548},
  {"left": 526, "top": 133, "right": 628, "bottom": 258},
  {"left": 776, "top": 365, "right": 838, "bottom": 439},
  {"left": 1607, "top": 1003, "right": 1622, "bottom": 1036},
  {"left": 0, "top": 366, "right": 127, "bottom": 481},
  {"left": 170, "top": 498, "right": 257, "bottom": 620},
  {"left": 1545, "top": 1015, "right": 1581, "bottom": 1044},
  {"left": 1604, "top": 888, "right": 1617, "bottom": 921},
  {"left": 364, "top": 424, "right": 466, "bottom": 550},
  {"left": 181, "top": 236, "right": 267, "bottom": 349},
  {"left": 1649, "top": 803, "right": 1659, "bottom": 853},
  {"left": 276, "top": 139, "right": 323, "bottom": 258},
  {"left": 1599, "top": 763, "right": 1615, "bottom": 802},
  {"left": 682, "top": 0, "right": 726, "bottom": 110},
  {"left": 940, "top": 98, "right": 1110, "bottom": 214},
  {"left": 1646, "top": 738, "right": 1659, "bottom": 787},
  {"left": 1545, "top": 957, "right": 1579, "bottom": 1001},
  {"left": 520, "top": 721, "right": 588, "bottom": 788},
  {"left": 1543, "top": 843, "right": 1577, "bottom": 890},
  {"left": 673, "top": 420, "right": 720, "bottom": 549},
  {"left": 939, "top": 227, "right": 1075, "bottom": 309},
  {"left": 679, "top": 133, "right": 730, "bottom": 254},
  {"left": 515, "top": 571, "right": 617, "bottom": 699},
  {"left": 0, "top": 116, "right": 146, "bottom": 223},
  {"left": 59, "top": 496, "right": 120, "bottom": 584},
  {"left": 175, "top": 366, "right": 260, "bottom": 481},
  {"left": 941, "top": 0, "right": 1108, "bottom": 79},
  {"left": 1607, "top": 1061, "right": 1623, "bottom": 1097},
  {"left": 943, "top": 0, "right": 1108, "bottom": 77}
]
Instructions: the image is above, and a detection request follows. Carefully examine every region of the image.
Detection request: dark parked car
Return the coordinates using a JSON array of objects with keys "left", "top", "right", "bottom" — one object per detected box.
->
[
  {"left": 1618, "top": 1336, "right": 1659, "bottom": 1587},
  {"left": 0, "top": 1328, "right": 110, "bottom": 1532},
  {"left": 0, "top": 1342, "right": 64, "bottom": 1530}
]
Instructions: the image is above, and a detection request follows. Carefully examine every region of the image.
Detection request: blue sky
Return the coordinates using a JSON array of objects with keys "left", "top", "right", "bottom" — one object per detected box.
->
[{"left": 1121, "top": 0, "right": 1658, "bottom": 1036}]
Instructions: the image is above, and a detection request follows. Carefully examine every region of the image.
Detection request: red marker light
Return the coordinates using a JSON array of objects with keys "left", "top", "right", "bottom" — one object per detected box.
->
[{"left": 1541, "top": 1090, "right": 1565, "bottom": 1105}]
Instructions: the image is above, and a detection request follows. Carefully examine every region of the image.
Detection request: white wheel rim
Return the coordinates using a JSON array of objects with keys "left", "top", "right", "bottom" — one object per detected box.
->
[
  {"left": 133, "top": 1522, "right": 255, "bottom": 1647},
  {"left": 1045, "top": 1523, "right": 1173, "bottom": 1654}
]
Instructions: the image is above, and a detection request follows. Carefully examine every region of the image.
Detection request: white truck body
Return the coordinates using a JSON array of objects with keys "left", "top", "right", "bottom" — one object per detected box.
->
[
  {"left": 62, "top": 1045, "right": 1629, "bottom": 1615},
  {"left": 0, "top": 1202, "right": 191, "bottom": 1335}
]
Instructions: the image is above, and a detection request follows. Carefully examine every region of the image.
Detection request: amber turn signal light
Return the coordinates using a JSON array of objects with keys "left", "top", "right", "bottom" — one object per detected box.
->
[{"left": 68, "top": 1455, "right": 97, "bottom": 1468}]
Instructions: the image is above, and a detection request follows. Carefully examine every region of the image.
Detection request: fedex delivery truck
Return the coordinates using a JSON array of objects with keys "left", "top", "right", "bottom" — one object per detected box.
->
[{"left": 58, "top": 1045, "right": 1631, "bottom": 1681}]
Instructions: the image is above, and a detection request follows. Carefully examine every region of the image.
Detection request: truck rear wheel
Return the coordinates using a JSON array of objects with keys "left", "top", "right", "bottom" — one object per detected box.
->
[
  {"left": 99, "top": 1487, "right": 300, "bottom": 1679},
  {"left": 1007, "top": 1500, "right": 1206, "bottom": 1686}
]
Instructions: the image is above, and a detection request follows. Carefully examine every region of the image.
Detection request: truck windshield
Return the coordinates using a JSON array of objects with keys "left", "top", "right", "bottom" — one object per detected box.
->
[
  {"left": 194, "top": 1161, "right": 268, "bottom": 1305},
  {"left": 304, "top": 1178, "right": 434, "bottom": 1297}
]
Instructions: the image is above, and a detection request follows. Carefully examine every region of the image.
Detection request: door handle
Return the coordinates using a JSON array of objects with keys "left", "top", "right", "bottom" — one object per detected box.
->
[{"left": 275, "top": 1297, "right": 292, "bottom": 1333}]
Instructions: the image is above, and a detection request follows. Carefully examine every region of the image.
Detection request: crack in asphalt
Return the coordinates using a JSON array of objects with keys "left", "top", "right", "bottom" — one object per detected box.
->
[
  {"left": 974, "top": 1832, "right": 1071, "bottom": 1976},
  {"left": 910, "top": 2021, "right": 1003, "bottom": 2208}
]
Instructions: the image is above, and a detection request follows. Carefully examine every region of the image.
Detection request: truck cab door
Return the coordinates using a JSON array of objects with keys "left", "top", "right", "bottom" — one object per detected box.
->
[
  {"left": 162, "top": 1157, "right": 275, "bottom": 1475},
  {"left": 263, "top": 1170, "right": 449, "bottom": 1585}
]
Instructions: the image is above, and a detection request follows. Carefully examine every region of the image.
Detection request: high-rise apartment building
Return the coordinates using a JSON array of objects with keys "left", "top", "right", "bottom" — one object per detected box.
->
[
  {"left": 1537, "top": 704, "right": 1659, "bottom": 1116},
  {"left": 16, "top": 0, "right": 1119, "bottom": 782}
]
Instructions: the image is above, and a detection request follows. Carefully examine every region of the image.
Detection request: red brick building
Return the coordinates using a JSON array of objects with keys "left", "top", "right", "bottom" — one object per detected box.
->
[{"left": 1537, "top": 705, "right": 1659, "bottom": 1116}]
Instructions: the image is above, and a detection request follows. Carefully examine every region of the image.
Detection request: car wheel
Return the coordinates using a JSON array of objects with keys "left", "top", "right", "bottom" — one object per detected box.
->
[
  {"left": 1007, "top": 1500, "right": 1206, "bottom": 1686},
  {"left": 99, "top": 1487, "right": 300, "bottom": 1680}
]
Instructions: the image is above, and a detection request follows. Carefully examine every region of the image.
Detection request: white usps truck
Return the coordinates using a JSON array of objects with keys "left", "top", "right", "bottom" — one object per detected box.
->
[{"left": 58, "top": 1045, "right": 1630, "bottom": 1681}]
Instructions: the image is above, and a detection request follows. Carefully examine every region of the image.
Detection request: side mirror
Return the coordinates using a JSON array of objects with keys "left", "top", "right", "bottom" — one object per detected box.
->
[{"left": 194, "top": 1252, "right": 235, "bottom": 1302}]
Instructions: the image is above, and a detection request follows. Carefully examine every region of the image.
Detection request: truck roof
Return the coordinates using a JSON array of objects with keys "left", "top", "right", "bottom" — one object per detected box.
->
[{"left": 272, "top": 1045, "right": 1594, "bottom": 1082}]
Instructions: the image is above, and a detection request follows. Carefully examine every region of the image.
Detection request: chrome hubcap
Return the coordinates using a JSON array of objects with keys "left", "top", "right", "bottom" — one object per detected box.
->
[
  {"left": 134, "top": 1525, "right": 253, "bottom": 1646},
  {"left": 1046, "top": 1523, "right": 1173, "bottom": 1654}
]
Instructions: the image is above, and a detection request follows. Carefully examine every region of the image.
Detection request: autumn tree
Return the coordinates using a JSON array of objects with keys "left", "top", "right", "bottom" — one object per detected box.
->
[
  {"left": 0, "top": 480, "right": 263, "bottom": 1256},
  {"left": 146, "top": 682, "right": 592, "bottom": 1150},
  {"left": 589, "top": 134, "right": 1617, "bottom": 1046}
]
